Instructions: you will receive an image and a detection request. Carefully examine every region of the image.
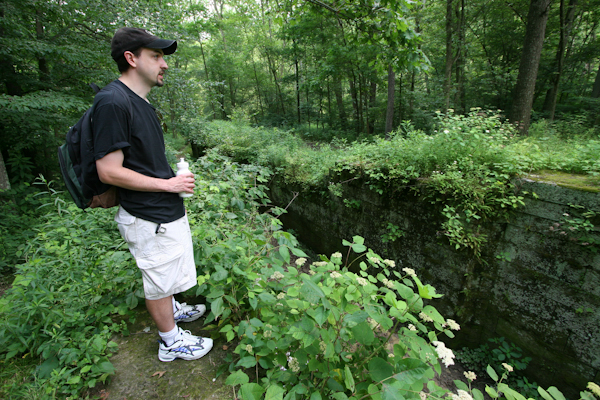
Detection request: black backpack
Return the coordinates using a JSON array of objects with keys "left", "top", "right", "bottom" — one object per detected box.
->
[{"left": 57, "top": 83, "right": 132, "bottom": 209}]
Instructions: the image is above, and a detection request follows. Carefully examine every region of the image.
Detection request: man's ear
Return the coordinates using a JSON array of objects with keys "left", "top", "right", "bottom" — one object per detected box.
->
[{"left": 123, "top": 51, "right": 137, "bottom": 68}]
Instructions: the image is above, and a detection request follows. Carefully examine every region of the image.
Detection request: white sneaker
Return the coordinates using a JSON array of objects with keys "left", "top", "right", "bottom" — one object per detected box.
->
[
  {"left": 158, "top": 327, "right": 213, "bottom": 362},
  {"left": 174, "top": 301, "right": 206, "bottom": 323}
]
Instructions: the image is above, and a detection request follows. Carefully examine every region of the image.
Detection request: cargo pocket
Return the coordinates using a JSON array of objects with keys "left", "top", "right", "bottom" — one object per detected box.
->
[{"left": 136, "top": 243, "right": 186, "bottom": 298}]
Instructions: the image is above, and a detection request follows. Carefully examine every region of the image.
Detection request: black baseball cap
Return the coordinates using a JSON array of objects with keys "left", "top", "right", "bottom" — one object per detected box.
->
[{"left": 111, "top": 27, "right": 177, "bottom": 60}]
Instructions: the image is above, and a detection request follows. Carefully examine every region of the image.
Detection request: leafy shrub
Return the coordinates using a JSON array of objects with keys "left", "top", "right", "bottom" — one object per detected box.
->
[{"left": 0, "top": 178, "right": 139, "bottom": 398}]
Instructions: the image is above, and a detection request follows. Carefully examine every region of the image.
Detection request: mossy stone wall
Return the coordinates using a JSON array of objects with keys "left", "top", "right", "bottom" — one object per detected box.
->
[{"left": 268, "top": 177, "right": 600, "bottom": 397}]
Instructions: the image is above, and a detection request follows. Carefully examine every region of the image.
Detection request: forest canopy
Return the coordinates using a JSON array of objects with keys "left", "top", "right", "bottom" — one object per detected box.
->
[{"left": 1, "top": 0, "right": 599, "bottom": 187}]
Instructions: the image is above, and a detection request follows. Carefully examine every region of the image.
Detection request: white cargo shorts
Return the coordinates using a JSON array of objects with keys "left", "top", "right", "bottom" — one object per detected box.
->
[{"left": 115, "top": 206, "right": 197, "bottom": 300}]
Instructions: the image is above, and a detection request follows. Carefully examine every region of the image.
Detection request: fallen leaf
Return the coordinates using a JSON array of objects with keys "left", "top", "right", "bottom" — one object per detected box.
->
[
  {"left": 152, "top": 371, "right": 166, "bottom": 378},
  {"left": 99, "top": 389, "right": 109, "bottom": 400},
  {"left": 222, "top": 345, "right": 228, "bottom": 351},
  {"left": 143, "top": 327, "right": 151, "bottom": 333}
]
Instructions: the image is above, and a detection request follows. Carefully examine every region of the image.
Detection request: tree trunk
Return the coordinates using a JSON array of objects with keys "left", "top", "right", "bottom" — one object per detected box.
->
[
  {"left": 199, "top": 39, "right": 216, "bottom": 119},
  {"left": 334, "top": 75, "right": 347, "bottom": 129},
  {"left": 295, "top": 56, "right": 301, "bottom": 124},
  {"left": 444, "top": 0, "right": 453, "bottom": 112},
  {"left": 0, "top": 150, "right": 10, "bottom": 191},
  {"left": 592, "top": 62, "right": 600, "bottom": 98},
  {"left": 543, "top": 0, "right": 577, "bottom": 120},
  {"left": 385, "top": 65, "right": 396, "bottom": 136},
  {"left": 454, "top": 0, "right": 466, "bottom": 113},
  {"left": 510, "top": 0, "right": 552, "bottom": 134},
  {"left": 368, "top": 80, "right": 376, "bottom": 135}
]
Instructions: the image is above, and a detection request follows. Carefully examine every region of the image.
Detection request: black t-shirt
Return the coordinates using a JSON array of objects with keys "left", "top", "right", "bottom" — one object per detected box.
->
[{"left": 92, "top": 80, "right": 184, "bottom": 223}]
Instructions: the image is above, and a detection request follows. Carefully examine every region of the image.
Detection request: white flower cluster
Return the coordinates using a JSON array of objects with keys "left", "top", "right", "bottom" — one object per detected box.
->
[
  {"left": 330, "top": 271, "right": 342, "bottom": 279},
  {"left": 288, "top": 356, "right": 300, "bottom": 373},
  {"left": 331, "top": 252, "right": 342, "bottom": 259},
  {"left": 368, "top": 256, "right": 381, "bottom": 265},
  {"left": 276, "top": 292, "right": 285, "bottom": 300},
  {"left": 408, "top": 324, "right": 417, "bottom": 331},
  {"left": 451, "top": 390, "right": 473, "bottom": 400},
  {"left": 502, "top": 363, "right": 513, "bottom": 372},
  {"left": 270, "top": 271, "right": 284, "bottom": 280},
  {"left": 367, "top": 318, "right": 378, "bottom": 329},
  {"left": 295, "top": 257, "right": 307, "bottom": 266},
  {"left": 464, "top": 371, "right": 476, "bottom": 381},
  {"left": 432, "top": 341, "right": 455, "bottom": 367},
  {"left": 402, "top": 267, "right": 416, "bottom": 277},
  {"left": 382, "top": 278, "right": 395, "bottom": 289},
  {"left": 419, "top": 312, "right": 433, "bottom": 322},
  {"left": 588, "top": 382, "right": 600, "bottom": 397},
  {"left": 312, "top": 261, "right": 328, "bottom": 267},
  {"left": 444, "top": 319, "right": 460, "bottom": 331},
  {"left": 383, "top": 259, "right": 396, "bottom": 268},
  {"left": 420, "top": 392, "right": 427, "bottom": 400},
  {"left": 245, "top": 344, "right": 253, "bottom": 354},
  {"left": 319, "top": 341, "right": 327, "bottom": 352},
  {"left": 356, "top": 277, "right": 369, "bottom": 286}
]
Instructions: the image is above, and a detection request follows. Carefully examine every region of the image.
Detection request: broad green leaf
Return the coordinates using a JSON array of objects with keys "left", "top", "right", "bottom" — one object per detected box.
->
[
  {"left": 538, "top": 388, "right": 555, "bottom": 400},
  {"left": 344, "top": 365, "right": 355, "bottom": 392},
  {"left": 332, "top": 393, "right": 349, "bottom": 400},
  {"left": 240, "top": 383, "right": 265, "bottom": 400},
  {"left": 547, "top": 387, "right": 566, "bottom": 400},
  {"left": 382, "top": 383, "right": 406, "bottom": 400},
  {"left": 237, "top": 356, "right": 257, "bottom": 368},
  {"left": 486, "top": 365, "right": 498, "bottom": 382},
  {"left": 351, "top": 321, "right": 375, "bottom": 345},
  {"left": 392, "top": 358, "right": 428, "bottom": 384},
  {"left": 472, "top": 388, "right": 484, "bottom": 400},
  {"left": 300, "top": 276, "right": 325, "bottom": 303},
  {"left": 454, "top": 380, "right": 469, "bottom": 391},
  {"left": 310, "top": 392, "right": 323, "bottom": 400},
  {"left": 279, "top": 246, "right": 290, "bottom": 264},
  {"left": 369, "top": 357, "right": 394, "bottom": 382},
  {"left": 211, "top": 297, "right": 224, "bottom": 318},
  {"left": 226, "top": 370, "right": 249, "bottom": 386},
  {"left": 265, "top": 384, "right": 285, "bottom": 400},
  {"left": 485, "top": 385, "right": 499, "bottom": 399}
]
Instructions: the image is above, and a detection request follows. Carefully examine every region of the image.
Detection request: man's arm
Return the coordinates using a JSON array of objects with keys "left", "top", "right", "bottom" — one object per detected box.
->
[{"left": 96, "top": 149, "right": 194, "bottom": 194}]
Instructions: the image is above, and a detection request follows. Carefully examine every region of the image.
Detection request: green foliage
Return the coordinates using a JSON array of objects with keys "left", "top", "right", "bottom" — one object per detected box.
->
[
  {"left": 0, "top": 177, "right": 139, "bottom": 398},
  {"left": 189, "top": 110, "right": 599, "bottom": 257},
  {"left": 456, "top": 337, "right": 538, "bottom": 399},
  {"left": 213, "top": 235, "right": 458, "bottom": 399},
  {"left": 548, "top": 204, "right": 599, "bottom": 252}
]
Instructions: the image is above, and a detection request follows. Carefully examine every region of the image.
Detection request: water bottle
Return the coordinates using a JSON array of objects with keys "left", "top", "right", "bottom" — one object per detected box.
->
[{"left": 176, "top": 158, "right": 193, "bottom": 198}]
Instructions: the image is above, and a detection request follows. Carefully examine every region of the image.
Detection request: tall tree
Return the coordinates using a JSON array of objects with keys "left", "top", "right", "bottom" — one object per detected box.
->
[{"left": 510, "top": 0, "right": 553, "bottom": 133}]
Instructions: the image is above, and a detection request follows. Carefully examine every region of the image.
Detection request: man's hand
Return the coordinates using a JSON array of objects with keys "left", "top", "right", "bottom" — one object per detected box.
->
[
  {"left": 168, "top": 173, "right": 195, "bottom": 194},
  {"left": 97, "top": 149, "right": 194, "bottom": 193}
]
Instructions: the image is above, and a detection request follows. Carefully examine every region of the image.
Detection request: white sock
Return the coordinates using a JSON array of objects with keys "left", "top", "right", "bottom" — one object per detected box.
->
[
  {"left": 172, "top": 296, "right": 178, "bottom": 313},
  {"left": 159, "top": 325, "right": 180, "bottom": 347}
]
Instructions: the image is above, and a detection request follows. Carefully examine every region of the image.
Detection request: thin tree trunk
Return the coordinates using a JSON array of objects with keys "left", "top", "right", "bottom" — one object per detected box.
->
[
  {"left": 368, "top": 80, "right": 376, "bottom": 135},
  {"left": 0, "top": 150, "right": 10, "bottom": 191},
  {"left": 454, "top": 0, "right": 466, "bottom": 113},
  {"left": 444, "top": 0, "right": 454, "bottom": 112},
  {"left": 385, "top": 65, "right": 395, "bottom": 136},
  {"left": 544, "top": 0, "right": 577, "bottom": 120},
  {"left": 592, "top": 62, "right": 600, "bottom": 98},
  {"left": 349, "top": 71, "right": 360, "bottom": 132},
  {"left": 199, "top": 39, "right": 216, "bottom": 119},
  {"left": 295, "top": 55, "right": 301, "bottom": 124},
  {"left": 510, "top": 0, "right": 552, "bottom": 134},
  {"left": 334, "top": 74, "right": 347, "bottom": 129}
]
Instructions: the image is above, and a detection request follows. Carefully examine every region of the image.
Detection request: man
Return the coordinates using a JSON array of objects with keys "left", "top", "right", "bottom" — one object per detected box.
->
[{"left": 94, "top": 27, "right": 212, "bottom": 362}]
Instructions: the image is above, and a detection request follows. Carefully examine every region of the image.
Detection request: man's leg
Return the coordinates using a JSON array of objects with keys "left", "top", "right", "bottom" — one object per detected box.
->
[{"left": 146, "top": 295, "right": 176, "bottom": 332}]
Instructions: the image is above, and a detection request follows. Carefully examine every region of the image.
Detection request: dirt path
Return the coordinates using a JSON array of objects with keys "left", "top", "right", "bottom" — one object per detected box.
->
[{"left": 91, "top": 302, "right": 232, "bottom": 400}]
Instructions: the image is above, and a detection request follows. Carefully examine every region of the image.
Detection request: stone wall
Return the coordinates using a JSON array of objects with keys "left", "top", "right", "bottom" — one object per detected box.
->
[{"left": 268, "top": 177, "right": 600, "bottom": 397}]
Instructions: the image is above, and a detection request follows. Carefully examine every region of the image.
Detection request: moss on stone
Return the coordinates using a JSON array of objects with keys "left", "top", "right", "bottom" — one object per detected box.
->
[{"left": 527, "top": 170, "right": 600, "bottom": 193}]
